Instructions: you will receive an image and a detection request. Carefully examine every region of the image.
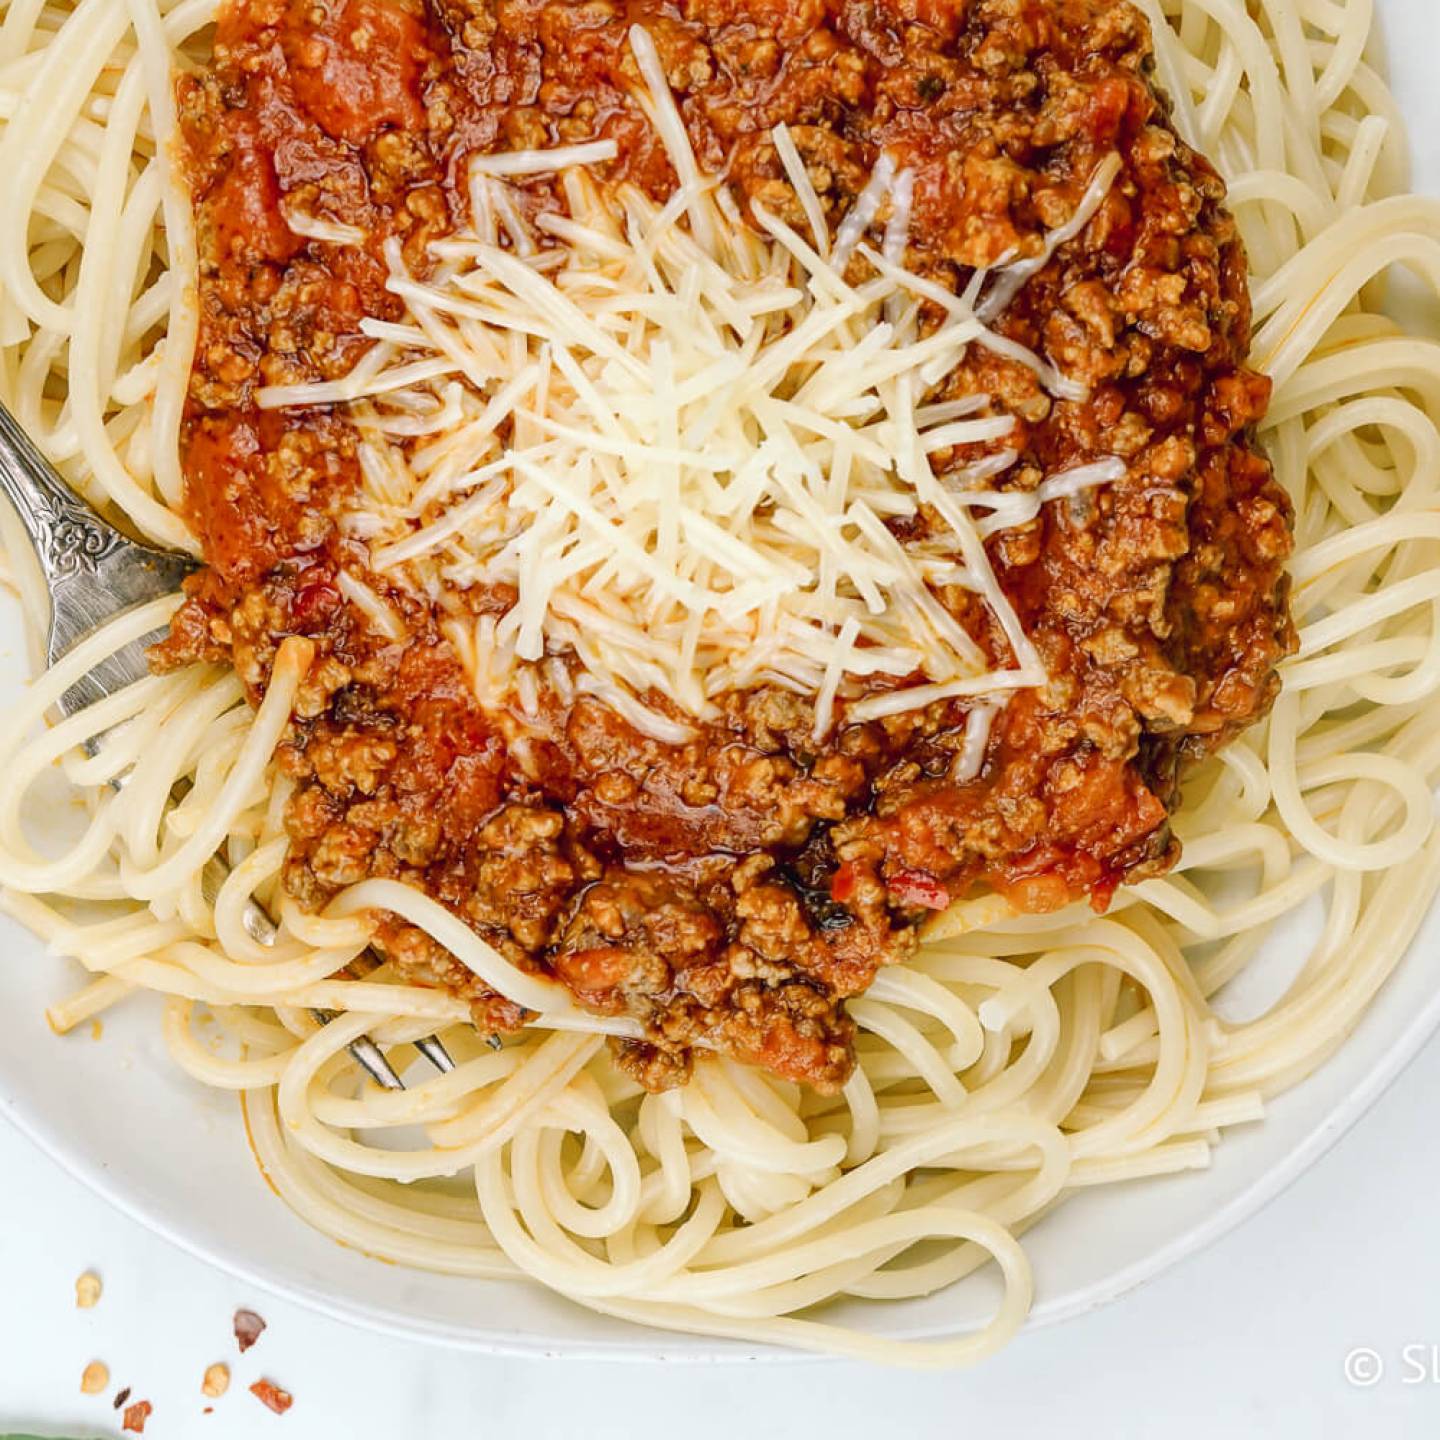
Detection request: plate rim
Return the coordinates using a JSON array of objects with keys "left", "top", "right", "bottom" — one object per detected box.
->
[{"left": 8, "top": 968, "right": 1440, "bottom": 1362}]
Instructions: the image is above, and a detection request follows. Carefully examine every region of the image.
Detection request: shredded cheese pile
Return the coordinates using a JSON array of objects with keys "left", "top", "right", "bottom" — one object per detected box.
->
[{"left": 257, "top": 27, "right": 1121, "bottom": 741}]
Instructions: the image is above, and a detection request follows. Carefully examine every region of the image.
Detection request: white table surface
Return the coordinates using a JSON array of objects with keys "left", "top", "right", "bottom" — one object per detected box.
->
[{"left": 2, "top": 1032, "right": 1439, "bottom": 1438}]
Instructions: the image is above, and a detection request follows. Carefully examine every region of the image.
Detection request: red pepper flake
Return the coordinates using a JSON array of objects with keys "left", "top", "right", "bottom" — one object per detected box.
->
[
  {"left": 888, "top": 866, "right": 950, "bottom": 911},
  {"left": 290, "top": 577, "right": 340, "bottom": 631},
  {"left": 829, "top": 862, "right": 858, "bottom": 905},
  {"left": 234, "top": 1307, "right": 267, "bottom": 1352},
  {"left": 122, "top": 1399, "right": 153, "bottom": 1434},
  {"left": 113, "top": 1386, "right": 132, "bottom": 1409},
  {"left": 251, "top": 1378, "right": 294, "bottom": 1415}
]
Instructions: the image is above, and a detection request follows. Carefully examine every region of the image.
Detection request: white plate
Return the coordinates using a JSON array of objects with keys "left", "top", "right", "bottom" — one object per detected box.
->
[{"left": 3, "top": 0, "right": 1439, "bottom": 1362}]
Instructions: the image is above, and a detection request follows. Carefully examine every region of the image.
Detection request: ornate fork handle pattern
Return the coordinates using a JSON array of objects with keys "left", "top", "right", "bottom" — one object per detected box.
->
[
  {"left": 25, "top": 508, "right": 130, "bottom": 582},
  {"left": 0, "top": 404, "right": 197, "bottom": 678},
  {"left": 0, "top": 406, "right": 131, "bottom": 577}
]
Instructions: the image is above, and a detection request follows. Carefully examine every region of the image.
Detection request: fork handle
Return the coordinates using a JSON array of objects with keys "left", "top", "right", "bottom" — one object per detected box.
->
[{"left": 0, "top": 402, "right": 129, "bottom": 582}]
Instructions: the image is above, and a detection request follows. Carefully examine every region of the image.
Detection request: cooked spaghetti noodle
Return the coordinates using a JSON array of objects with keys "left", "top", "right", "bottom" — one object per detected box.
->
[{"left": 2, "top": 0, "right": 1439, "bottom": 1367}]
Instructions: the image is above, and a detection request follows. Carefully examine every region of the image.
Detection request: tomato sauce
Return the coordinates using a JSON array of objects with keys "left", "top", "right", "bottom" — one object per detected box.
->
[{"left": 158, "top": 0, "right": 1295, "bottom": 1092}]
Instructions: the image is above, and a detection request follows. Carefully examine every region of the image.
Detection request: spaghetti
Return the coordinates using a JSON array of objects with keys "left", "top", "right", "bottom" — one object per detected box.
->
[{"left": 1, "top": 0, "right": 1439, "bottom": 1367}]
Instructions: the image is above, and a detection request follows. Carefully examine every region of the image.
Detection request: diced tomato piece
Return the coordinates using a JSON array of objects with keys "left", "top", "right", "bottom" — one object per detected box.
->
[
  {"left": 887, "top": 866, "right": 950, "bottom": 911},
  {"left": 283, "top": 0, "right": 426, "bottom": 144},
  {"left": 551, "top": 946, "right": 634, "bottom": 994}
]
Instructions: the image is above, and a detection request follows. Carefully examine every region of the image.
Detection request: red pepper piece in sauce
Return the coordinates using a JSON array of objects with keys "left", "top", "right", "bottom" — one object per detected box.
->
[
  {"left": 829, "top": 862, "right": 859, "bottom": 905},
  {"left": 887, "top": 867, "right": 950, "bottom": 912},
  {"left": 289, "top": 578, "right": 341, "bottom": 632}
]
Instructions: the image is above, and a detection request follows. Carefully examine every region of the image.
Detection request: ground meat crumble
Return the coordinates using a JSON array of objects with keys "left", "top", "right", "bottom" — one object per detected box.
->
[{"left": 154, "top": 0, "right": 1296, "bottom": 1093}]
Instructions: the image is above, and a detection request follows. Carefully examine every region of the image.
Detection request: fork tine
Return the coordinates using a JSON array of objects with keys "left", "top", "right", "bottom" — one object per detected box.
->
[
  {"left": 311, "top": 1012, "right": 405, "bottom": 1090},
  {"left": 205, "top": 799, "right": 461, "bottom": 1083},
  {"left": 414, "top": 1034, "right": 457, "bottom": 1073},
  {"left": 204, "top": 840, "right": 417, "bottom": 1086},
  {"left": 353, "top": 1035, "right": 406, "bottom": 1089},
  {"left": 203, "top": 857, "right": 456, "bottom": 1082},
  {"left": 198, "top": 859, "right": 422, "bottom": 1088}
]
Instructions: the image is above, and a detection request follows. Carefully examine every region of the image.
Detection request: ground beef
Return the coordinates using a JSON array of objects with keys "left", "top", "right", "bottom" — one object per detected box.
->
[{"left": 155, "top": 0, "right": 1296, "bottom": 1092}]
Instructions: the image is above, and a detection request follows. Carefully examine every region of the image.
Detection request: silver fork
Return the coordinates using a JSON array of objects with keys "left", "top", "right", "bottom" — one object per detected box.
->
[{"left": 0, "top": 402, "right": 455, "bottom": 1089}]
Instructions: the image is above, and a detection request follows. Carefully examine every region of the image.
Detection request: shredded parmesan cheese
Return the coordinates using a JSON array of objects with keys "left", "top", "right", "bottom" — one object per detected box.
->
[
  {"left": 335, "top": 569, "right": 408, "bottom": 641},
  {"left": 470, "top": 138, "right": 619, "bottom": 177},
  {"left": 977, "top": 152, "right": 1124, "bottom": 321},
  {"left": 281, "top": 202, "right": 367, "bottom": 248},
  {"left": 265, "top": 30, "right": 1122, "bottom": 733},
  {"left": 954, "top": 700, "right": 1003, "bottom": 782}
]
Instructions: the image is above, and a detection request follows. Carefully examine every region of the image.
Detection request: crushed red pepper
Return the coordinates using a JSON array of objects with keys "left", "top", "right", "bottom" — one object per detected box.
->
[
  {"left": 121, "top": 1399, "right": 153, "bottom": 1434},
  {"left": 233, "top": 1307, "right": 267, "bottom": 1352},
  {"left": 159, "top": 0, "right": 1295, "bottom": 1092},
  {"left": 251, "top": 1378, "right": 295, "bottom": 1415}
]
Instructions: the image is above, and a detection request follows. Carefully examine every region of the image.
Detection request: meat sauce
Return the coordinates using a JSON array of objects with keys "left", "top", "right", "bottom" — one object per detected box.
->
[{"left": 160, "top": 0, "right": 1296, "bottom": 1091}]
